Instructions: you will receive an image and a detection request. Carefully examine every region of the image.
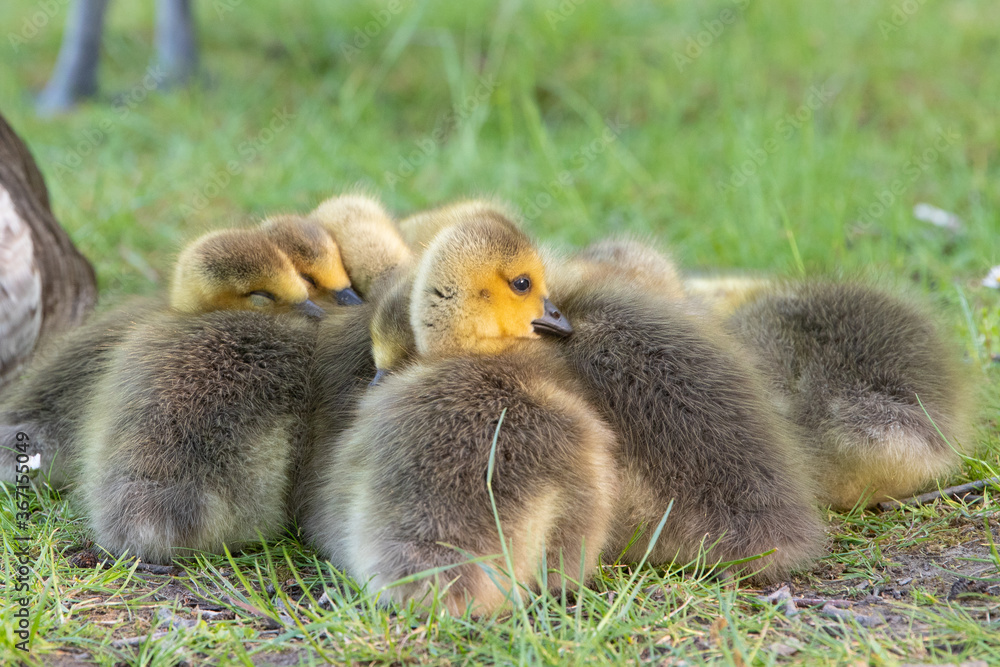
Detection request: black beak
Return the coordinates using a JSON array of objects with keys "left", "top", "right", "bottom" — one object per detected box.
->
[
  {"left": 295, "top": 299, "right": 326, "bottom": 320},
  {"left": 369, "top": 368, "right": 388, "bottom": 387},
  {"left": 532, "top": 298, "right": 573, "bottom": 338},
  {"left": 335, "top": 287, "right": 363, "bottom": 306}
]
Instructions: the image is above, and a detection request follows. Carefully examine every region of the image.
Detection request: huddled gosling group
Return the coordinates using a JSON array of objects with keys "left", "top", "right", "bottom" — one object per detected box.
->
[{"left": 0, "top": 193, "right": 975, "bottom": 616}]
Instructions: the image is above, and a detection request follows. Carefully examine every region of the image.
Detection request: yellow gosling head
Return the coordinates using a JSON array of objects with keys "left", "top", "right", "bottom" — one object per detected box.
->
[
  {"left": 368, "top": 277, "right": 417, "bottom": 386},
  {"left": 260, "top": 214, "right": 362, "bottom": 305},
  {"left": 410, "top": 209, "right": 571, "bottom": 358},
  {"left": 398, "top": 198, "right": 516, "bottom": 254},
  {"left": 310, "top": 193, "right": 413, "bottom": 297},
  {"left": 170, "top": 229, "right": 325, "bottom": 318}
]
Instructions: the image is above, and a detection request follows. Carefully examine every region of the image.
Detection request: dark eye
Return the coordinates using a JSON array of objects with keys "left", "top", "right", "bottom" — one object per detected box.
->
[
  {"left": 248, "top": 290, "right": 277, "bottom": 301},
  {"left": 511, "top": 276, "right": 531, "bottom": 294},
  {"left": 300, "top": 273, "right": 318, "bottom": 288}
]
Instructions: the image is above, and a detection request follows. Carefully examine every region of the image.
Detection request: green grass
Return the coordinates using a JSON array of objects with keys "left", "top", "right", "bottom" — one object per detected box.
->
[{"left": 2, "top": 0, "right": 999, "bottom": 664}]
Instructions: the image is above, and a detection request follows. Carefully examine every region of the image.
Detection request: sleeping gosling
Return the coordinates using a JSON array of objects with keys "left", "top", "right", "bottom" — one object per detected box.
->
[
  {"left": 0, "top": 228, "right": 328, "bottom": 490},
  {"left": 726, "top": 280, "right": 975, "bottom": 510}
]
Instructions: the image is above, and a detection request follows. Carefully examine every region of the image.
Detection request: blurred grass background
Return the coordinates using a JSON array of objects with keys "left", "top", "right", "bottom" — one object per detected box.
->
[
  {"left": 1, "top": 1, "right": 996, "bottom": 298},
  {"left": 1, "top": 0, "right": 998, "bottom": 663}
]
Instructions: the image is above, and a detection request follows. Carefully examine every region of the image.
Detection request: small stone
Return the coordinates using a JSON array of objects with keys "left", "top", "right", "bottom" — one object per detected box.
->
[
  {"left": 643, "top": 584, "right": 667, "bottom": 602},
  {"left": 763, "top": 584, "right": 799, "bottom": 616},
  {"left": 852, "top": 612, "right": 885, "bottom": 628},
  {"left": 820, "top": 603, "right": 884, "bottom": 628},
  {"left": 948, "top": 578, "right": 969, "bottom": 600},
  {"left": 156, "top": 607, "right": 197, "bottom": 630},
  {"left": 770, "top": 642, "right": 799, "bottom": 657},
  {"left": 766, "top": 585, "right": 792, "bottom": 603}
]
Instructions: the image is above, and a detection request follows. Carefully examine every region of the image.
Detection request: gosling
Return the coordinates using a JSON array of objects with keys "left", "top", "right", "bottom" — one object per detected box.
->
[
  {"left": 548, "top": 237, "right": 824, "bottom": 584},
  {"left": 0, "top": 228, "right": 329, "bottom": 491},
  {"left": 259, "top": 214, "right": 362, "bottom": 306},
  {"left": 726, "top": 280, "right": 975, "bottom": 510},
  {"left": 310, "top": 193, "right": 412, "bottom": 297},
  {"left": 304, "top": 212, "right": 617, "bottom": 616}
]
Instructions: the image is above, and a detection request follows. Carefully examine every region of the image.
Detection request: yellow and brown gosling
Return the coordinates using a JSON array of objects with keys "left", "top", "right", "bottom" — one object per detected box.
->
[
  {"left": 682, "top": 273, "right": 772, "bottom": 316},
  {"left": 304, "top": 211, "right": 615, "bottom": 616},
  {"left": 310, "top": 193, "right": 412, "bottom": 298},
  {"left": 170, "top": 228, "right": 327, "bottom": 318},
  {"left": 259, "top": 214, "right": 362, "bottom": 306},
  {"left": 1, "top": 227, "right": 322, "bottom": 505}
]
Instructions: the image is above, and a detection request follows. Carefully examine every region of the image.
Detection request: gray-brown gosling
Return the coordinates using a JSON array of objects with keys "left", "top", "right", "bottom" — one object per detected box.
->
[
  {"left": 310, "top": 193, "right": 413, "bottom": 298},
  {"left": 725, "top": 281, "right": 975, "bottom": 510},
  {"left": 259, "top": 214, "right": 362, "bottom": 306},
  {"left": 0, "top": 228, "right": 330, "bottom": 491},
  {"left": 304, "top": 212, "right": 617, "bottom": 616},
  {"left": 288, "top": 279, "right": 420, "bottom": 526},
  {"left": 285, "top": 199, "right": 418, "bottom": 520},
  {"left": 76, "top": 306, "right": 316, "bottom": 564},
  {"left": 546, "top": 238, "right": 824, "bottom": 584},
  {"left": 569, "top": 237, "right": 687, "bottom": 300}
]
